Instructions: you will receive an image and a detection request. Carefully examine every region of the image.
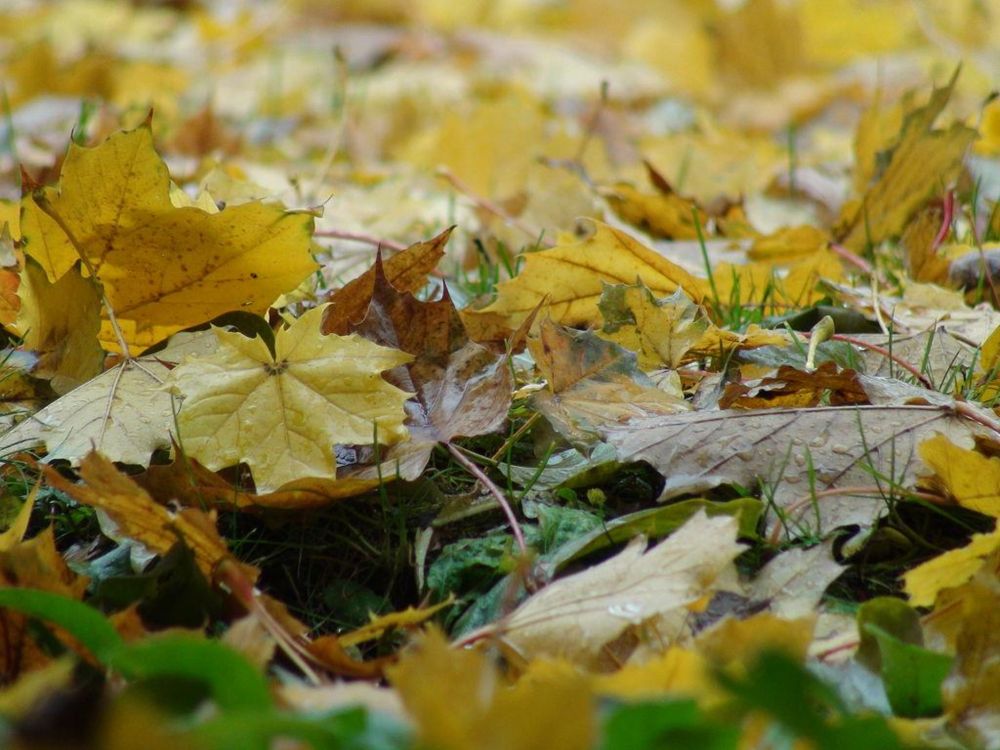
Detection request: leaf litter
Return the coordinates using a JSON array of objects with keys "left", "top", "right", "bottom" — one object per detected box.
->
[{"left": 0, "top": 1, "right": 998, "bottom": 748}]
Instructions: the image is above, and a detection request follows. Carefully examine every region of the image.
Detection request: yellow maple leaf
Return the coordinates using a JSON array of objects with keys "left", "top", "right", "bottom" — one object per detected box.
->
[
  {"left": 919, "top": 433, "right": 1000, "bottom": 517},
  {"left": 597, "top": 283, "right": 708, "bottom": 370},
  {"left": 602, "top": 183, "right": 708, "bottom": 240},
  {"left": 169, "top": 305, "right": 413, "bottom": 493},
  {"left": 13, "top": 257, "right": 104, "bottom": 394},
  {"left": 22, "top": 122, "right": 317, "bottom": 352},
  {"left": 903, "top": 526, "right": 1000, "bottom": 608},
  {"left": 712, "top": 248, "right": 844, "bottom": 311},
  {"left": 837, "top": 72, "right": 978, "bottom": 252},
  {"left": 466, "top": 221, "right": 707, "bottom": 334},
  {"left": 388, "top": 628, "right": 594, "bottom": 750},
  {"left": 747, "top": 225, "right": 829, "bottom": 263}
]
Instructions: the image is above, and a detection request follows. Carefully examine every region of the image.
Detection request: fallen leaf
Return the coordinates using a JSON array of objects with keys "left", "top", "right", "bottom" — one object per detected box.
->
[
  {"left": 837, "top": 71, "right": 977, "bottom": 252},
  {"left": 23, "top": 122, "right": 317, "bottom": 352},
  {"left": 603, "top": 402, "right": 999, "bottom": 536},
  {"left": 322, "top": 228, "right": 452, "bottom": 335},
  {"left": 746, "top": 541, "right": 844, "bottom": 620},
  {"left": 494, "top": 512, "right": 744, "bottom": 668},
  {"left": 388, "top": 628, "right": 595, "bottom": 750},
  {"left": 169, "top": 304, "right": 412, "bottom": 492},
  {"left": 43, "top": 452, "right": 255, "bottom": 583},
  {"left": 902, "top": 204, "right": 951, "bottom": 285},
  {"left": 0, "top": 357, "right": 173, "bottom": 465},
  {"left": 597, "top": 283, "right": 709, "bottom": 369},
  {"left": 338, "top": 600, "right": 453, "bottom": 648},
  {"left": 0, "top": 329, "right": 219, "bottom": 466},
  {"left": 919, "top": 434, "right": 1000, "bottom": 517},
  {"left": 0, "top": 527, "right": 90, "bottom": 681},
  {"left": 345, "top": 257, "right": 512, "bottom": 480},
  {"left": 719, "top": 362, "right": 869, "bottom": 409},
  {"left": 602, "top": 181, "right": 707, "bottom": 240},
  {"left": 13, "top": 257, "right": 103, "bottom": 394},
  {"left": 932, "top": 572, "right": 1000, "bottom": 748},
  {"left": 903, "top": 527, "right": 1000, "bottom": 608},
  {"left": 529, "top": 319, "right": 688, "bottom": 448},
  {"left": 135, "top": 452, "right": 383, "bottom": 510},
  {"left": 465, "top": 221, "right": 707, "bottom": 335},
  {"left": 747, "top": 225, "right": 829, "bottom": 263}
]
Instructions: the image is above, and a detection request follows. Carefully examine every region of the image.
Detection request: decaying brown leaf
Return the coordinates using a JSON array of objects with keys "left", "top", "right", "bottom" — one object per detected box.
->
[{"left": 322, "top": 228, "right": 452, "bottom": 336}]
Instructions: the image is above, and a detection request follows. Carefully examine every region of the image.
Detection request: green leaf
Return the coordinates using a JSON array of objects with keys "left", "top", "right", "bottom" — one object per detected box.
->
[
  {"left": 717, "top": 650, "right": 907, "bottom": 750},
  {"left": 862, "top": 623, "right": 954, "bottom": 718},
  {"left": 856, "top": 597, "right": 924, "bottom": 673},
  {"left": 0, "top": 587, "right": 124, "bottom": 661},
  {"left": 190, "top": 706, "right": 412, "bottom": 750},
  {"left": 598, "top": 700, "right": 738, "bottom": 750},
  {"left": 109, "top": 634, "right": 273, "bottom": 712}
]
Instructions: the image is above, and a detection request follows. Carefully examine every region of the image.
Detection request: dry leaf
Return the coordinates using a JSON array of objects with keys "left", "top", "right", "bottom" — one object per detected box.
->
[
  {"left": 169, "top": 304, "right": 412, "bottom": 492},
  {"left": 22, "top": 122, "right": 317, "bottom": 351},
  {"left": 529, "top": 319, "right": 688, "bottom": 448},
  {"left": 837, "top": 72, "right": 977, "bottom": 252},
  {"left": 465, "top": 221, "right": 707, "bottom": 336},
  {"left": 919, "top": 434, "right": 1000, "bottom": 517},
  {"left": 0, "top": 329, "right": 219, "bottom": 467},
  {"left": 495, "top": 512, "right": 744, "bottom": 668},
  {"left": 322, "top": 228, "right": 452, "bottom": 336},
  {"left": 604, "top": 401, "right": 999, "bottom": 535},
  {"left": 388, "top": 628, "right": 595, "bottom": 750},
  {"left": 597, "top": 282, "right": 709, "bottom": 370},
  {"left": 43, "top": 452, "right": 254, "bottom": 582},
  {"left": 13, "top": 257, "right": 103, "bottom": 394}
]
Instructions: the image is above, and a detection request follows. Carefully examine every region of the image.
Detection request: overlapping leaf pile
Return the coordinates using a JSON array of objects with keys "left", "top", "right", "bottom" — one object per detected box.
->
[{"left": 0, "top": 0, "right": 999, "bottom": 748}]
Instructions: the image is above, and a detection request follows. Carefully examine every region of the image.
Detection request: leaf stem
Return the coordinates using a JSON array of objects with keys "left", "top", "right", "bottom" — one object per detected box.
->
[{"left": 447, "top": 441, "right": 527, "bottom": 555}]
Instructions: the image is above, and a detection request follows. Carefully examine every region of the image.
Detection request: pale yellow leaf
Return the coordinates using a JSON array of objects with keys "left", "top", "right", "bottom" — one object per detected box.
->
[
  {"left": 170, "top": 305, "right": 413, "bottom": 492},
  {"left": 498, "top": 512, "right": 744, "bottom": 668}
]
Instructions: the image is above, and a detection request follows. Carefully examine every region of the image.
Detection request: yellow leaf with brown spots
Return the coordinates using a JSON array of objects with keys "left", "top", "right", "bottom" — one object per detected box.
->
[
  {"left": 23, "top": 123, "right": 317, "bottom": 353},
  {"left": 466, "top": 221, "right": 707, "bottom": 334}
]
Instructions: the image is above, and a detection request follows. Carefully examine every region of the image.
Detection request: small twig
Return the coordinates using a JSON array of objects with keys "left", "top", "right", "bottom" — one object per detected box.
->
[
  {"left": 952, "top": 399, "right": 1000, "bottom": 437},
  {"left": 829, "top": 242, "right": 876, "bottom": 276},
  {"left": 814, "top": 638, "right": 859, "bottom": 662},
  {"left": 447, "top": 441, "right": 527, "bottom": 555},
  {"left": 931, "top": 189, "right": 954, "bottom": 251},
  {"left": 313, "top": 228, "right": 407, "bottom": 252},
  {"left": 436, "top": 167, "right": 548, "bottom": 245}
]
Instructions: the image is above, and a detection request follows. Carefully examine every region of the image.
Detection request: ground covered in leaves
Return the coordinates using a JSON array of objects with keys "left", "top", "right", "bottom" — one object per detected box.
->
[{"left": 0, "top": 1, "right": 1000, "bottom": 748}]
